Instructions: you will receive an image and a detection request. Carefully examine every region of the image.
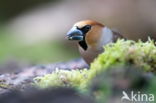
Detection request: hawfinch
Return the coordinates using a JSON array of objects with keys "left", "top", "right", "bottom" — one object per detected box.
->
[{"left": 66, "top": 20, "right": 123, "bottom": 65}]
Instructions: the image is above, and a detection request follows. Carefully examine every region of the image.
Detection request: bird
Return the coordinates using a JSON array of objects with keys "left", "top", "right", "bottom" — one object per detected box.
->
[{"left": 66, "top": 20, "right": 123, "bottom": 65}]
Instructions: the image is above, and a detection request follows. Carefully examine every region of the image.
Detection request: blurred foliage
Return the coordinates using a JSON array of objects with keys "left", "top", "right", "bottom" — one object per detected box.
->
[
  {"left": 0, "top": 29, "right": 79, "bottom": 64},
  {"left": 147, "top": 76, "right": 156, "bottom": 97},
  {"left": 0, "top": 0, "right": 60, "bottom": 21},
  {"left": 34, "top": 39, "right": 156, "bottom": 91},
  {"left": 90, "top": 67, "right": 156, "bottom": 103}
]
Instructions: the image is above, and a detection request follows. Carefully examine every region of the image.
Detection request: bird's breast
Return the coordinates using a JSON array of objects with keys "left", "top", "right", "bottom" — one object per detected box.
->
[{"left": 78, "top": 45, "right": 103, "bottom": 65}]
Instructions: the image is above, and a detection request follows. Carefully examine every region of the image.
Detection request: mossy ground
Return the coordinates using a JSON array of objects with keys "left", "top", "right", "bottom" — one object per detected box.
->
[
  {"left": 34, "top": 69, "right": 89, "bottom": 90},
  {"left": 34, "top": 39, "right": 156, "bottom": 102},
  {"left": 89, "top": 39, "right": 156, "bottom": 81},
  {"left": 34, "top": 39, "right": 156, "bottom": 88}
]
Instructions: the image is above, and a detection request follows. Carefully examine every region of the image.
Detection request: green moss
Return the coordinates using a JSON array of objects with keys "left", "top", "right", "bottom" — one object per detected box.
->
[
  {"left": 34, "top": 69, "right": 89, "bottom": 90},
  {"left": 0, "top": 83, "right": 11, "bottom": 89},
  {"left": 90, "top": 39, "right": 156, "bottom": 78},
  {"left": 34, "top": 39, "right": 156, "bottom": 90}
]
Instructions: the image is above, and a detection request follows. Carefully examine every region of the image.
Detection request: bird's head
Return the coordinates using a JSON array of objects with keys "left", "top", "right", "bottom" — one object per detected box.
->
[{"left": 66, "top": 20, "right": 104, "bottom": 50}]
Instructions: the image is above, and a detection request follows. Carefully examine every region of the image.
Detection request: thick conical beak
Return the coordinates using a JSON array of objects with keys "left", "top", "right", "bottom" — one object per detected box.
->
[{"left": 66, "top": 27, "right": 84, "bottom": 41}]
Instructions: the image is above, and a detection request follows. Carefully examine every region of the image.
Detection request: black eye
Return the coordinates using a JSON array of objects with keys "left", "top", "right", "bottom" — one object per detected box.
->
[
  {"left": 84, "top": 25, "right": 91, "bottom": 31},
  {"left": 81, "top": 25, "right": 91, "bottom": 34}
]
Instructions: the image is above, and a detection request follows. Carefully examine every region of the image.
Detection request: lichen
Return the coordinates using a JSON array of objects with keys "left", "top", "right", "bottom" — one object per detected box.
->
[{"left": 34, "top": 39, "right": 156, "bottom": 89}]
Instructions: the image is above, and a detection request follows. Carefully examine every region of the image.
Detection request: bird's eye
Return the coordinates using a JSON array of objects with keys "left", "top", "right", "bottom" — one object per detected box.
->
[
  {"left": 80, "top": 25, "right": 91, "bottom": 34},
  {"left": 84, "top": 25, "right": 91, "bottom": 31}
]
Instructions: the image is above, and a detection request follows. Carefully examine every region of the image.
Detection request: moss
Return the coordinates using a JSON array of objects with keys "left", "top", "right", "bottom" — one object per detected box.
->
[
  {"left": 89, "top": 39, "right": 156, "bottom": 78},
  {"left": 34, "top": 69, "right": 89, "bottom": 90},
  {"left": 0, "top": 83, "right": 11, "bottom": 89},
  {"left": 34, "top": 39, "right": 156, "bottom": 90}
]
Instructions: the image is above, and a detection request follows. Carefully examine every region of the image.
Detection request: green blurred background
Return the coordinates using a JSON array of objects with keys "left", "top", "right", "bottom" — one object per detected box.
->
[{"left": 0, "top": 0, "right": 156, "bottom": 67}]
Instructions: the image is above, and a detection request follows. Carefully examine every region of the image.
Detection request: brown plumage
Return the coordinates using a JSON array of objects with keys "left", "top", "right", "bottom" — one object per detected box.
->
[{"left": 66, "top": 20, "right": 123, "bottom": 65}]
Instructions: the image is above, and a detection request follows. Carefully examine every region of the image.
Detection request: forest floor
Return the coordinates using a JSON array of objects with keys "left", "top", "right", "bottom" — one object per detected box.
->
[{"left": 0, "top": 58, "right": 88, "bottom": 94}]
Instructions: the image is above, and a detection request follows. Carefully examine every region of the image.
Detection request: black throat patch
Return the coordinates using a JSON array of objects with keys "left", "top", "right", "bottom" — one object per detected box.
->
[
  {"left": 77, "top": 25, "right": 91, "bottom": 51},
  {"left": 79, "top": 40, "right": 88, "bottom": 51}
]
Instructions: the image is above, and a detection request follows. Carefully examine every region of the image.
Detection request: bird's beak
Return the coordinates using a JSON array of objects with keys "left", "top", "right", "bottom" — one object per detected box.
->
[{"left": 66, "top": 27, "right": 84, "bottom": 41}]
